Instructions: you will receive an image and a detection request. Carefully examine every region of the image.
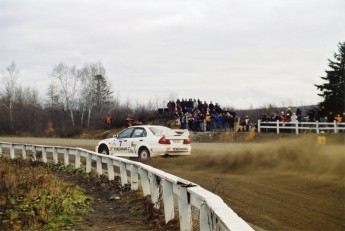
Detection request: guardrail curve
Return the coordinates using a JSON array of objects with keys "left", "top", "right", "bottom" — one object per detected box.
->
[{"left": 0, "top": 141, "right": 254, "bottom": 231}]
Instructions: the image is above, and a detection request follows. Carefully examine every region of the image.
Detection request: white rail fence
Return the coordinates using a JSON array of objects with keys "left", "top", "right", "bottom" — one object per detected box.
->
[
  {"left": 257, "top": 120, "right": 345, "bottom": 134},
  {"left": 0, "top": 141, "right": 254, "bottom": 231}
]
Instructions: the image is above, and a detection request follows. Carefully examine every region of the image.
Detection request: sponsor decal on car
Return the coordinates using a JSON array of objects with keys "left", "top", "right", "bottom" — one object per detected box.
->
[
  {"left": 114, "top": 147, "right": 128, "bottom": 151},
  {"left": 172, "top": 147, "right": 189, "bottom": 151}
]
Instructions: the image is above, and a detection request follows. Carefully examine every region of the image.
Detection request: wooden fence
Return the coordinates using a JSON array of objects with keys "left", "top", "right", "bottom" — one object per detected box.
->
[
  {"left": 0, "top": 141, "right": 254, "bottom": 231},
  {"left": 257, "top": 120, "right": 345, "bottom": 134}
]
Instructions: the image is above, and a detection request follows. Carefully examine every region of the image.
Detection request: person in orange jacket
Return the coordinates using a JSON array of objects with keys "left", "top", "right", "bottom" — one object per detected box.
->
[{"left": 105, "top": 114, "right": 112, "bottom": 130}]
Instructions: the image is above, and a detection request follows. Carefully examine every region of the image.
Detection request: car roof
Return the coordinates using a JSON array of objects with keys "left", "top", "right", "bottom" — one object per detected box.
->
[{"left": 132, "top": 125, "right": 169, "bottom": 129}]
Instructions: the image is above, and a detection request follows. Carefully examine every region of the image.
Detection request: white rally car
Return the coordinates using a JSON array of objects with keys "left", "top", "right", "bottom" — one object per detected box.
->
[{"left": 95, "top": 125, "right": 191, "bottom": 159}]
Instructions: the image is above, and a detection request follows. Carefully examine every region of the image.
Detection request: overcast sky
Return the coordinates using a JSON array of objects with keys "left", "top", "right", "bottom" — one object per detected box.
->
[{"left": 1, "top": 0, "right": 345, "bottom": 109}]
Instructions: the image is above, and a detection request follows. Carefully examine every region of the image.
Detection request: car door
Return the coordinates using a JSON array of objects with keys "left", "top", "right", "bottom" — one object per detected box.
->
[
  {"left": 127, "top": 127, "right": 147, "bottom": 156},
  {"left": 114, "top": 127, "right": 135, "bottom": 156}
]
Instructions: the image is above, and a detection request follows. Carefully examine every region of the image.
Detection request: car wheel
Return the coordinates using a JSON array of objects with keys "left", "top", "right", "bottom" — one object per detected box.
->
[
  {"left": 100, "top": 146, "right": 109, "bottom": 155},
  {"left": 139, "top": 147, "right": 150, "bottom": 159}
]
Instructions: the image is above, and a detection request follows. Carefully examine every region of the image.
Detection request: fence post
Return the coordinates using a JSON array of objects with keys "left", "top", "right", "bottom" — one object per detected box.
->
[
  {"left": 21, "top": 145, "right": 27, "bottom": 159},
  {"left": 53, "top": 147, "right": 58, "bottom": 164},
  {"left": 162, "top": 179, "right": 175, "bottom": 223},
  {"left": 149, "top": 173, "right": 161, "bottom": 209},
  {"left": 258, "top": 119, "right": 261, "bottom": 132},
  {"left": 276, "top": 120, "right": 280, "bottom": 134},
  {"left": 64, "top": 148, "right": 69, "bottom": 166},
  {"left": 139, "top": 168, "right": 151, "bottom": 196},
  {"left": 316, "top": 121, "right": 319, "bottom": 134},
  {"left": 10, "top": 144, "right": 15, "bottom": 159},
  {"left": 130, "top": 165, "right": 139, "bottom": 190},
  {"left": 0, "top": 143, "right": 2, "bottom": 157},
  {"left": 42, "top": 146, "right": 47, "bottom": 163},
  {"left": 334, "top": 120, "right": 338, "bottom": 133},
  {"left": 107, "top": 158, "right": 115, "bottom": 180},
  {"left": 177, "top": 185, "right": 192, "bottom": 231},
  {"left": 120, "top": 162, "right": 128, "bottom": 186},
  {"left": 75, "top": 149, "right": 81, "bottom": 169},
  {"left": 86, "top": 152, "right": 92, "bottom": 173},
  {"left": 295, "top": 121, "right": 299, "bottom": 135}
]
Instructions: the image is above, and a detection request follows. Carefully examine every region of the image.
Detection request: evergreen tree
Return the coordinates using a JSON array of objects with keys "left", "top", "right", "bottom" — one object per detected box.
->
[{"left": 315, "top": 42, "right": 345, "bottom": 113}]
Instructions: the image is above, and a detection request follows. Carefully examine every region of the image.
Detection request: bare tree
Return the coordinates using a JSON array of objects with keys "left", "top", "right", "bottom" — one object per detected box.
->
[
  {"left": 16, "top": 86, "right": 40, "bottom": 106},
  {"left": 1, "top": 62, "right": 19, "bottom": 133},
  {"left": 51, "top": 62, "right": 82, "bottom": 127}
]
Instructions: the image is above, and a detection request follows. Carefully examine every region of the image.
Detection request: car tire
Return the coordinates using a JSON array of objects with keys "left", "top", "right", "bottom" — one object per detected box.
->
[
  {"left": 100, "top": 146, "right": 109, "bottom": 155},
  {"left": 139, "top": 147, "right": 150, "bottom": 159}
]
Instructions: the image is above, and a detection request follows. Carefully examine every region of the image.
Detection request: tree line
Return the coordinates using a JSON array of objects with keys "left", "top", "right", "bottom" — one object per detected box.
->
[
  {"left": 0, "top": 61, "right": 158, "bottom": 136},
  {"left": 1, "top": 41, "right": 344, "bottom": 136}
]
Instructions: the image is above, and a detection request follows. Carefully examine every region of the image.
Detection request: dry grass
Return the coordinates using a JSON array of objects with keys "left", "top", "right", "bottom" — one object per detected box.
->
[{"left": 0, "top": 159, "right": 93, "bottom": 230}]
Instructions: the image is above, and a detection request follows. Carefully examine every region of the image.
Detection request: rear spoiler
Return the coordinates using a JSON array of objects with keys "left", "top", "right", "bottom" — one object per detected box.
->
[{"left": 172, "top": 129, "right": 189, "bottom": 137}]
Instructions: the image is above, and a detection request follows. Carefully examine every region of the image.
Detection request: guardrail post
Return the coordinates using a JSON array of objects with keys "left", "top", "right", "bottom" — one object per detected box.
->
[
  {"left": 107, "top": 158, "right": 115, "bottom": 180},
  {"left": 200, "top": 202, "right": 214, "bottom": 231},
  {"left": 162, "top": 179, "right": 175, "bottom": 223},
  {"left": 10, "top": 144, "right": 15, "bottom": 159},
  {"left": 86, "top": 152, "right": 92, "bottom": 173},
  {"left": 64, "top": 148, "right": 69, "bottom": 166},
  {"left": 257, "top": 119, "right": 261, "bottom": 132},
  {"left": 276, "top": 120, "right": 280, "bottom": 134},
  {"left": 53, "top": 147, "right": 58, "bottom": 164},
  {"left": 32, "top": 145, "right": 37, "bottom": 161},
  {"left": 75, "top": 149, "right": 81, "bottom": 169},
  {"left": 139, "top": 168, "right": 151, "bottom": 196},
  {"left": 177, "top": 185, "right": 192, "bottom": 231},
  {"left": 0, "top": 143, "right": 2, "bottom": 157},
  {"left": 316, "top": 121, "right": 319, "bottom": 134},
  {"left": 21, "top": 145, "right": 27, "bottom": 159},
  {"left": 130, "top": 165, "right": 139, "bottom": 190},
  {"left": 42, "top": 146, "right": 47, "bottom": 163},
  {"left": 120, "top": 162, "right": 128, "bottom": 186},
  {"left": 96, "top": 156, "right": 102, "bottom": 175},
  {"left": 149, "top": 173, "right": 161, "bottom": 209}
]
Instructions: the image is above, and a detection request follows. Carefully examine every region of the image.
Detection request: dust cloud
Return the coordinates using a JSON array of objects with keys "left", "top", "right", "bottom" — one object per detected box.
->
[{"left": 151, "top": 137, "right": 345, "bottom": 183}]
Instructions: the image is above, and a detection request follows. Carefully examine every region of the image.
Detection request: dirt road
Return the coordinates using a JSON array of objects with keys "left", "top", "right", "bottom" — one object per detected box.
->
[{"left": 1, "top": 136, "right": 344, "bottom": 230}]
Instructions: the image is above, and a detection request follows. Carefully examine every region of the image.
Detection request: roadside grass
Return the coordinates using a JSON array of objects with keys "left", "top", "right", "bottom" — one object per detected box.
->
[
  {"left": 0, "top": 159, "right": 93, "bottom": 230},
  {"left": 0, "top": 158, "right": 181, "bottom": 231}
]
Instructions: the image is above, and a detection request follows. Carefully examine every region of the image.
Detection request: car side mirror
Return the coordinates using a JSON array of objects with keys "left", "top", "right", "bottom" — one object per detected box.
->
[{"left": 113, "top": 134, "right": 118, "bottom": 138}]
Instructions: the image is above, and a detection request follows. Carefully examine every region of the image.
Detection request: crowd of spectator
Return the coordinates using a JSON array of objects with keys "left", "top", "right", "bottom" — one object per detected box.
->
[
  {"left": 259, "top": 106, "right": 345, "bottom": 133},
  {"left": 260, "top": 106, "right": 345, "bottom": 124},
  {"left": 166, "top": 98, "right": 237, "bottom": 132},
  {"left": 161, "top": 99, "right": 345, "bottom": 133}
]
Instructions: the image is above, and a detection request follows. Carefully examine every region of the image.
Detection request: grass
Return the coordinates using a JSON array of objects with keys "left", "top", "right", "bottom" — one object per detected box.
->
[{"left": 0, "top": 159, "right": 93, "bottom": 230}]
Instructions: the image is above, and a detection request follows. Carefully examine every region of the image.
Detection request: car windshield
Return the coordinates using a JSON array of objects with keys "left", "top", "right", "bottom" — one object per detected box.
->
[{"left": 149, "top": 127, "right": 176, "bottom": 136}]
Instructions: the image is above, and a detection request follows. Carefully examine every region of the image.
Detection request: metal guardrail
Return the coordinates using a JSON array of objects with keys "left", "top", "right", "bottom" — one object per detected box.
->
[
  {"left": 0, "top": 141, "right": 254, "bottom": 231},
  {"left": 257, "top": 120, "right": 345, "bottom": 134}
]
